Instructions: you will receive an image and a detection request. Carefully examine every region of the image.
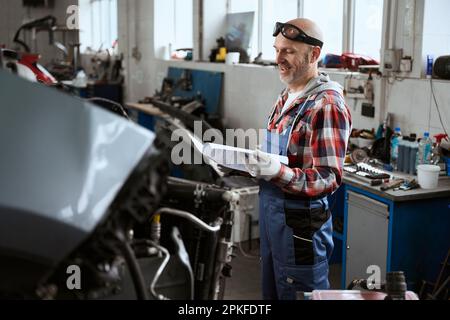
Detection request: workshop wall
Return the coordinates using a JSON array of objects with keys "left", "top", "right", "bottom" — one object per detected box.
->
[
  {"left": 422, "top": 0, "right": 450, "bottom": 67},
  {"left": 118, "top": 0, "right": 449, "bottom": 137},
  {"left": 200, "top": 0, "right": 228, "bottom": 62},
  {"left": 382, "top": 0, "right": 450, "bottom": 137},
  {"left": 147, "top": 60, "right": 383, "bottom": 132},
  {"left": 0, "top": 0, "right": 79, "bottom": 65},
  {"left": 118, "top": 0, "right": 157, "bottom": 104},
  {"left": 385, "top": 78, "right": 450, "bottom": 137},
  {"left": 118, "top": 0, "right": 382, "bottom": 132}
]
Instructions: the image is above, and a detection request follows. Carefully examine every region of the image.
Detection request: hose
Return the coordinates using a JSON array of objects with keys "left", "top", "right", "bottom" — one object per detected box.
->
[
  {"left": 133, "top": 239, "right": 171, "bottom": 300},
  {"left": 236, "top": 213, "right": 259, "bottom": 259},
  {"left": 114, "top": 229, "right": 149, "bottom": 300},
  {"left": 155, "top": 207, "right": 222, "bottom": 233}
]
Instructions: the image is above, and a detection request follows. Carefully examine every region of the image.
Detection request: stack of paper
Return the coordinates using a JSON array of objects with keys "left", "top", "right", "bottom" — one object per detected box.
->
[{"left": 171, "top": 125, "right": 288, "bottom": 173}]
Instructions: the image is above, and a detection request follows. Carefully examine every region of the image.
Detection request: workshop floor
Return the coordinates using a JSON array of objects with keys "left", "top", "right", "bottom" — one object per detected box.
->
[{"left": 224, "top": 241, "right": 342, "bottom": 300}]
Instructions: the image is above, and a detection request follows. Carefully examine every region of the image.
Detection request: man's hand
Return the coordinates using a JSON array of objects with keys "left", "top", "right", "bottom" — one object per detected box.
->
[{"left": 244, "top": 149, "right": 282, "bottom": 181}]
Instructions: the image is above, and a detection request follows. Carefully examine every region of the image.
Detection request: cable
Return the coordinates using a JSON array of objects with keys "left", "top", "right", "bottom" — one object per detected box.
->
[
  {"left": 170, "top": 227, "right": 195, "bottom": 300},
  {"left": 13, "top": 15, "right": 57, "bottom": 53},
  {"left": 236, "top": 213, "right": 259, "bottom": 259},
  {"left": 238, "top": 241, "right": 259, "bottom": 259},
  {"left": 430, "top": 78, "right": 449, "bottom": 137},
  {"left": 86, "top": 97, "right": 130, "bottom": 120},
  {"left": 428, "top": 82, "right": 433, "bottom": 132}
]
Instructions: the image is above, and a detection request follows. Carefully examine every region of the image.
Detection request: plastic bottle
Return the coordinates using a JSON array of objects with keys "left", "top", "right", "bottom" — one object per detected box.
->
[
  {"left": 390, "top": 128, "right": 402, "bottom": 171},
  {"left": 417, "top": 132, "right": 433, "bottom": 166},
  {"left": 426, "top": 55, "right": 434, "bottom": 79},
  {"left": 73, "top": 70, "right": 87, "bottom": 88}
]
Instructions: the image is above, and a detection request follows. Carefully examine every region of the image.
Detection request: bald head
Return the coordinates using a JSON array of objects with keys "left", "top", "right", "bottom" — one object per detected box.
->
[
  {"left": 273, "top": 18, "right": 323, "bottom": 91},
  {"left": 286, "top": 18, "right": 324, "bottom": 45}
]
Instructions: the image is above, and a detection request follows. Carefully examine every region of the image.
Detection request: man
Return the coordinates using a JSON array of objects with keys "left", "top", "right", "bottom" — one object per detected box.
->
[{"left": 245, "top": 18, "right": 352, "bottom": 300}]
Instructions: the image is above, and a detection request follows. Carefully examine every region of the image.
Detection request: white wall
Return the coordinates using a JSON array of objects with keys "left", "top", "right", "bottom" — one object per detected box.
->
[
  {"left": 385, "top": 78, "right": 450, "bottom": 137},
  {"left": 0, "top": 0, "right": 79, "bottom": 65},
  {"left": 133, "top": 57, "right": 383, "bottom": 133},
  {"left": 422, "top": 0, "right": 450, "bottom": 62},
  {"left": 118, "top": 0, "right": 157, "bottom": 102},
  {"left": 118, "top": 0, "right": 449, "bottom": 138},
  {"left": 118, "top": 0, "right": 382, "bottom": 132},
  {"left": 201, "top": 0, "right": 228, "bottom": 61},
  {"left": 382, "top": 0, "right": 450, "bottom": 136}
]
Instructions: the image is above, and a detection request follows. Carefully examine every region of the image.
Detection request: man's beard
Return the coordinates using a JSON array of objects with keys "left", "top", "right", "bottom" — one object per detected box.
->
[{"left": 279, "top": 53, "right": 311, "bottom": 85}]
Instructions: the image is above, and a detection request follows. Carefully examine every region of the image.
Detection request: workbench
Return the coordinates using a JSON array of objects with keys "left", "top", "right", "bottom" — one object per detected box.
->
[
  {"left": 126, "top": 103, "right": 165, "bottom": 117},
  {"left": 332, "top": 173, "right": 450, "bottom": 292},
  {"left": 126, "top": 102, "right": 168, "bottom": 132}
]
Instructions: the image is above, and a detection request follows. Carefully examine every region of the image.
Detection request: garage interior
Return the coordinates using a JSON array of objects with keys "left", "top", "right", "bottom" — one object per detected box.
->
[{"left": 0, "top": 0, "right": 449, "bottom": 301}]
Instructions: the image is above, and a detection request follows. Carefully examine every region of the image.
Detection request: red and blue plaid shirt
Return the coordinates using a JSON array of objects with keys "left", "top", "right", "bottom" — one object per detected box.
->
[{"left": 269, "top": 88, "right": 352, "bottom": 198}]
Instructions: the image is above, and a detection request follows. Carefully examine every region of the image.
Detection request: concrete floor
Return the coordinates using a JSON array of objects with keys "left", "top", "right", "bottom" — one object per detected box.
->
[{"left": 224, "top": 241, "right": 342, "bottom": 300}]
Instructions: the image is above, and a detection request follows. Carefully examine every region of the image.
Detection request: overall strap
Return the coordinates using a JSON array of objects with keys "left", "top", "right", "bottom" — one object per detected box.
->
[
  {"left": 267, "top": 89, "right": 288, "bottom": 128},
  {"left": 285, "top": 96, "right": 312, "bottom": 152}
]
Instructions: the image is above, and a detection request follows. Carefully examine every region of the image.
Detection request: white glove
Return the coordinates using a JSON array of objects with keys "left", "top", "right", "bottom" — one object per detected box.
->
[{"left": 244, "top": 149, "right": 282, "bottom": 181}]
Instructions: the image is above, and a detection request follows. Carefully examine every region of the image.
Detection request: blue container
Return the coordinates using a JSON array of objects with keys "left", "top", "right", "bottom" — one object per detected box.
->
[{"left": 427, "top": 55, "right": 434, "bottom": 78}]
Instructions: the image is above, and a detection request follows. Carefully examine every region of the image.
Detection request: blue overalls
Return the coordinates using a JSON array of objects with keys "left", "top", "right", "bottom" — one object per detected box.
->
[{"left": 259, "top": 98, "right": 334, "bottom": 300}]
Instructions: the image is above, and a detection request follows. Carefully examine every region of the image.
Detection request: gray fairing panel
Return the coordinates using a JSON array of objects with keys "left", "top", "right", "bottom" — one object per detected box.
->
[{"left": 0, "top": 71, "right": 156, "bottom": 267}]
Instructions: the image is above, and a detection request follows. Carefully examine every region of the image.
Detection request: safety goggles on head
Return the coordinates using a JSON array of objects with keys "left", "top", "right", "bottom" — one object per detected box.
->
[{"left": 273, "top": 22, "right": 323, "bottom": 48}]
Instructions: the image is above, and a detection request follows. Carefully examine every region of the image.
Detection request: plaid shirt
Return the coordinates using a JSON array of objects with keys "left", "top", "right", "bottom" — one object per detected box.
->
[{"left": 268, "top": 88, "right": 352, "bottom": 198}]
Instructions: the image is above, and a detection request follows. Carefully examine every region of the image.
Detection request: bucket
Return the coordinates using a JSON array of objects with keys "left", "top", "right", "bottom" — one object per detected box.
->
[
  {"left": 417, "top": 165, "right": 440, "bottom": 189},
  {"left": 225, "top": 52, "right": 240, "bottom": 65}
]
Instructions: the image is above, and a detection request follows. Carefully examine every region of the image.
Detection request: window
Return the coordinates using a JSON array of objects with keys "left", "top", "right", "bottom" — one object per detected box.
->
[
  {"left": 228, "top": 0, "right": 259, "bottom": 13},
  {"left": 211, "top": 0, "right": 385, "bottom": 64},
  {"left": 303, "top": 0, "right": 344, "bottom": 58},
  {"left": 423, "top": 0, "right": 450, "bottom": 59},
  {"left": 154, "top": 0, "right": 193, "bottom": 59},
  {"left": 354, "top": 0, "right": 384, "bottom": 61},
  {"left": 261, "top": 0, "right": 299, "bottom": 60},
  {"left": 227, "top": 0, "right": 259, "bottom": 59},
  {"left": 79, "top": 0, "right": 118, "bottom": 52}
]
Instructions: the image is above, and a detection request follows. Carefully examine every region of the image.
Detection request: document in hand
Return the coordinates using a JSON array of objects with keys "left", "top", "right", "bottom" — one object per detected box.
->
[
  {"left": 172, "top": 126, "right": 288, "bottom": 173},
  {"left": 203, "top": 143, "right": 289, "bottom": 173}
]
